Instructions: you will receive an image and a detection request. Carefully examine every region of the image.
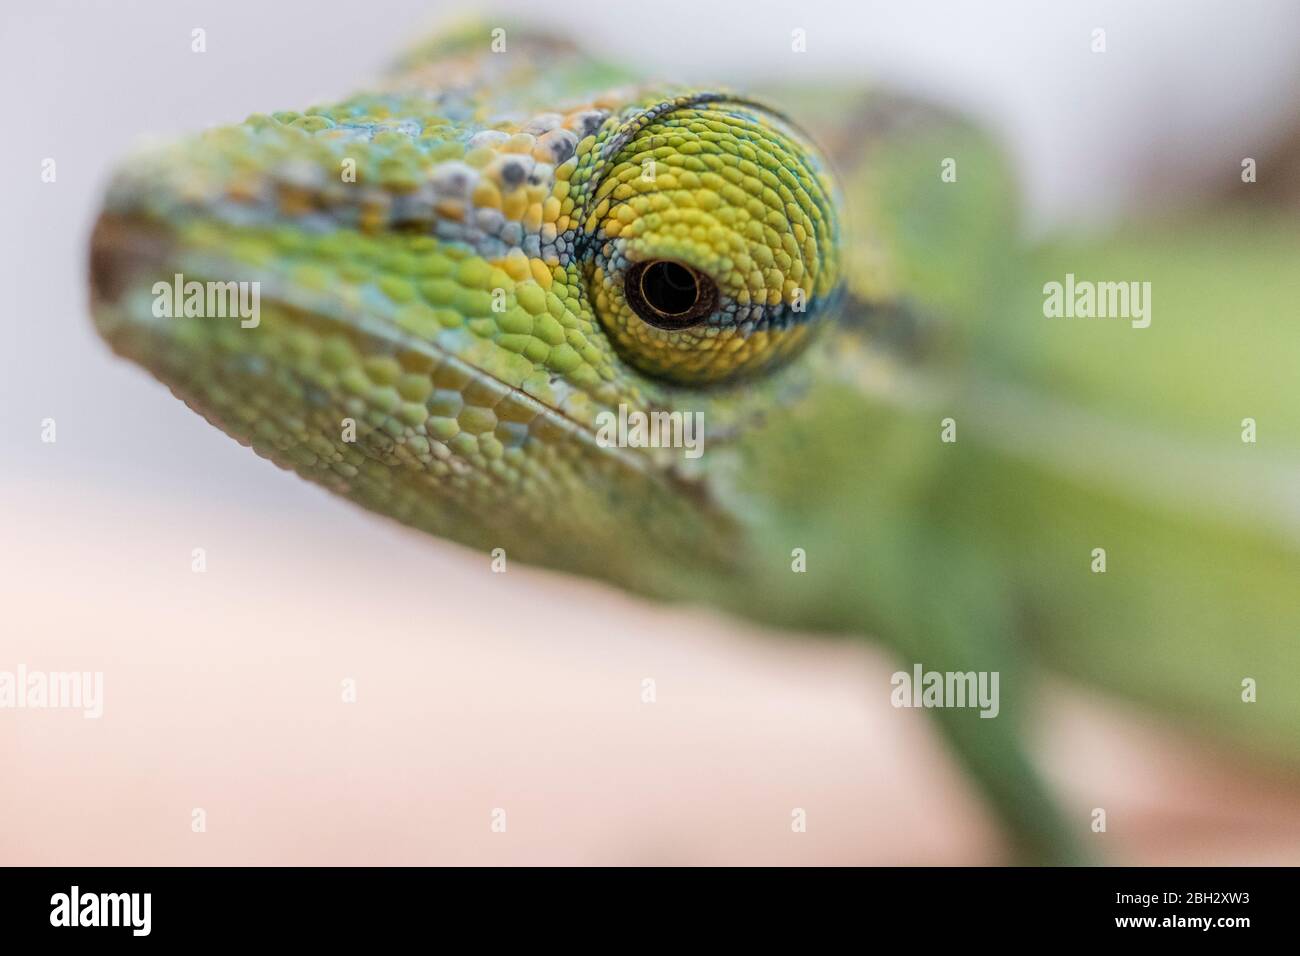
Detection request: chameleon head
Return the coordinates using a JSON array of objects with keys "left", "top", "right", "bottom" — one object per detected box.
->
[{"left": 88, "top": 84, "right": 842, "bottom": 594}]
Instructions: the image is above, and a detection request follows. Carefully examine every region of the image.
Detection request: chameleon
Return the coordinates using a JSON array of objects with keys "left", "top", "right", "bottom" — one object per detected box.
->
[{"left": 87, "top": 20, "right": 1300, "bottom": 863}]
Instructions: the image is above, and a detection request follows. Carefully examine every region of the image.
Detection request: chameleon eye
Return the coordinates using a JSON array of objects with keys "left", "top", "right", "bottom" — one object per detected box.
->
[
  {"left": 579, "top": 96, "right": 841, "bottom": 386},
  {"left": 625, "top": 260, "right": 717, "bottom": 330}
]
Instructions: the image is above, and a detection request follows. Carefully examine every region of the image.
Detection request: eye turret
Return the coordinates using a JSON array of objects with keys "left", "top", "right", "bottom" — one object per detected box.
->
[{"left": 579, "top": 96, "right": 841, "bottom": 385}]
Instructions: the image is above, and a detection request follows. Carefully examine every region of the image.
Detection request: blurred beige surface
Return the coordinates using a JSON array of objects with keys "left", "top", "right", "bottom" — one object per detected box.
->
[
  {"left": 4, "top": 474, "right": 1300, "bottom": 865},
  {"left": 0, "top": 475, "right": 996, "bottom": 865}
]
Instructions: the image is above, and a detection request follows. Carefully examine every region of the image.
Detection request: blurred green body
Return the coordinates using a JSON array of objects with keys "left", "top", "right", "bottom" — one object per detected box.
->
[{"left": 89, "top": 23, "right": 1300, "bottom": 863}]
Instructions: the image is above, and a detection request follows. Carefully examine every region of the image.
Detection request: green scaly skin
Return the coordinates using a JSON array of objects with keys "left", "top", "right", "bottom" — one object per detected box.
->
[{"left": 88, "top": 22, "right": 1300, "bottom": 864}]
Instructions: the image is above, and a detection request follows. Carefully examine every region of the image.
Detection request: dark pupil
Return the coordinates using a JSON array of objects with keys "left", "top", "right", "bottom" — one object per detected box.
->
[
  {"left": 641, "top": 261, "right": 699, "bottom": 315},
  {"left": 626, "top": 260, "right": 716, "bottom": 330}
]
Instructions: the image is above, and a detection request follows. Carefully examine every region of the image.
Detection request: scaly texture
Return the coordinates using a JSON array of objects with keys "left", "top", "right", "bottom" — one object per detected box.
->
[{"left": 90, "top": 27, "right": 852, "bottom": 600}]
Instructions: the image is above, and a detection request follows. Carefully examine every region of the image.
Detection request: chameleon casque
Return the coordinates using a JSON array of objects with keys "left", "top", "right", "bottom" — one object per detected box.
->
[{"left": 88, "top": 21, "right": 1300, "bottom": 863}]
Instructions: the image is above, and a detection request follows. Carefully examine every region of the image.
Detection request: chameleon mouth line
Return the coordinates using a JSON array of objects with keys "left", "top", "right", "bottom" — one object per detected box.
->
[
  {"left": 87, "top": 212, "right": 668, "bottom": 479},
  {"left": 88, "top": 214, "right": 174, "bottom": 318}
]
